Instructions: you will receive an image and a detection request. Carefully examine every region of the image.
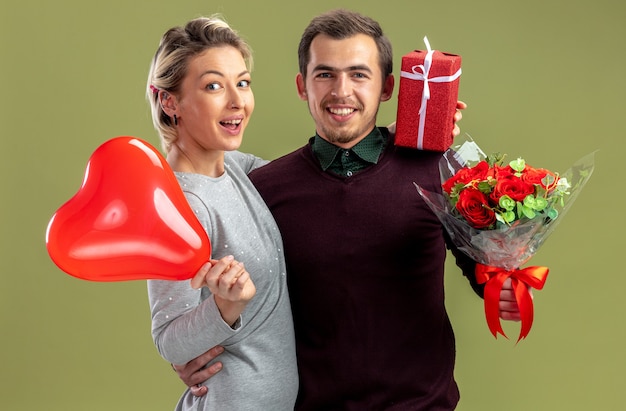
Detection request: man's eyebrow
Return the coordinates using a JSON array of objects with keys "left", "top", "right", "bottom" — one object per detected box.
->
[{"left": 311, "top": 64, "right": 372, "bottom": 73}]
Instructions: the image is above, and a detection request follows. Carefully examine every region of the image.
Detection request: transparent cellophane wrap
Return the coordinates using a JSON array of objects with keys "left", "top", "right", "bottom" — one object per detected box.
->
[{"left": 415, "top": 136, "right": 595, "bottom": 271}]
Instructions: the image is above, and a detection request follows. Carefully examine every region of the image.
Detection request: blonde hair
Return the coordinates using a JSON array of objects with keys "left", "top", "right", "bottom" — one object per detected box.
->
[{"left": 147, "top": 15, "right": 253, "bottom": 152}]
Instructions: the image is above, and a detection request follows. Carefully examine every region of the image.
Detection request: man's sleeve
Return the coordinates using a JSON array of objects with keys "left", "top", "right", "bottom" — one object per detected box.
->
[{"left": 445, "top": 230, "right": 484, "bottom": 298}]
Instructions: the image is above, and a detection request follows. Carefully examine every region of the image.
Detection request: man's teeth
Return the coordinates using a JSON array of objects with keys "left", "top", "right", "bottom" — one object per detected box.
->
[{"left": 328, "top": 108, "right": 354, "bottom": 116}]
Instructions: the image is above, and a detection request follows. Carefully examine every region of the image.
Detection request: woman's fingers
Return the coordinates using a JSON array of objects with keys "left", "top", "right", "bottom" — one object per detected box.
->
[
  {"left": 219, "top": 262, "right": 246, "bottom": 289},
  {"left": 190, "top": 261, "right": 212, "bottom": 290}
]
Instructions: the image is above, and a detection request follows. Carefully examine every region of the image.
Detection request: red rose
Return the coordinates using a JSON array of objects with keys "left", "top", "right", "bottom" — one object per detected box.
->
[
  {"left": 456, "top": 188, "right": 496, "bottom": 229},
  {"left": 522, "top": 167, "right": 559, "bottom": 191},
  {"left": 493, "top": 164, "right": 515, "bottom": 179},
  {"left": 490, "top": 175, "right": 535, "bottom": 203},
  {"left": 443, "top": 161, "right": 490, "bottom": 194}
]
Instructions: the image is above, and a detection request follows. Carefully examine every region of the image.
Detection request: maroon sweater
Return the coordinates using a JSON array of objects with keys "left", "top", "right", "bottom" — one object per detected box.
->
[{"left": 249, "top": 130, "right": 479, "bottom": 411}]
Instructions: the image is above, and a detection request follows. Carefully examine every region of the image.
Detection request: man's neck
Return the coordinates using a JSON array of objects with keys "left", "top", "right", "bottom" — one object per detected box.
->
[{"left": 316, "top": 127, "right": 377, "bottom": 149}]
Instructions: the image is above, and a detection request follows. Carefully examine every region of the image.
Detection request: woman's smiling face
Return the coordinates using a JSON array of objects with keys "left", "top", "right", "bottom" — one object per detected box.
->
[{"left": 175, "top": 45, "right": 254, "bottom": 153}]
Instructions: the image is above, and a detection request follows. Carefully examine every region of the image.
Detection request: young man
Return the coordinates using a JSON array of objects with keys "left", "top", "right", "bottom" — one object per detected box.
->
[{"left": 176, "top": 9, "right": 521, "bottom": 410}]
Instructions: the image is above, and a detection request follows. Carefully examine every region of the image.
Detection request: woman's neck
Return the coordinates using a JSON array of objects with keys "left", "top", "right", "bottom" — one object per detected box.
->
[{"left": 166, "top": 144, "right": 225, "bottom": 178}]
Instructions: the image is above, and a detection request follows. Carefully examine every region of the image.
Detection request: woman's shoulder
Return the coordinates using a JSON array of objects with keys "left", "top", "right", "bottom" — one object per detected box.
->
[{"left": 226, "top": 150, "right": 269, "bottom": 174}]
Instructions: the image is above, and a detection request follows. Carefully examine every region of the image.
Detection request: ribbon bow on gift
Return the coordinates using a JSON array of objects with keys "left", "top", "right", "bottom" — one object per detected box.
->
[
  {"left": 475, "top": 263, "right": 549, "bottom": 342},
  {"left": 399, "top": 36, "right": 462, "bottom": 150}
]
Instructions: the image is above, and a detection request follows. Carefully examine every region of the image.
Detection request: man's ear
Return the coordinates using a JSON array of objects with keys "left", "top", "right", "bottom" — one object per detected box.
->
[
  {"left": 295, "top": 73, "right": 308, "bottom": 101},
  {"left": 380, "top": 74, "right": 395, "bottom": 102}
]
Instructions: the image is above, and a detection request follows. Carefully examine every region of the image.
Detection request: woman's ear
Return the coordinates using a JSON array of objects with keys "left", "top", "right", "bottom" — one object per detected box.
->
[{"left": 159, "top": 91, "right": 177, "bottom": 116}]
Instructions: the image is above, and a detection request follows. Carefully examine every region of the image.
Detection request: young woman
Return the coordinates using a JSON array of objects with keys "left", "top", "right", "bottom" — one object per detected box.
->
[{"left": 145, "top": 16, "right": 297, "bottom": 410}]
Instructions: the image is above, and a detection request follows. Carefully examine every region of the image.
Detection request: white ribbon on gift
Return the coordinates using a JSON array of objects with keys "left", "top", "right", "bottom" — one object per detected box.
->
[{"left": 400, "top": 37, "right": 462, "bottom": 149}]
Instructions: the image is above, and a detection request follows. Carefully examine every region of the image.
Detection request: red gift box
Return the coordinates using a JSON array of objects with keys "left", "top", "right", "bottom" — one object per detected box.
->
[{"left": 395, "top": 38, "right": 462, "bottom": 152}]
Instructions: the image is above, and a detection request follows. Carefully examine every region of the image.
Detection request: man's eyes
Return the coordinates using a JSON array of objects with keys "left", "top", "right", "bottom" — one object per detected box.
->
[{"left": 315, "top": 72, "right": 367, "bottom": 79}]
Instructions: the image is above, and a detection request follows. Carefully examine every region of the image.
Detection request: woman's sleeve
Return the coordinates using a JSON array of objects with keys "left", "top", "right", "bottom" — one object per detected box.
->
[
  {"left": 146, "top": 193, "right": 240, "bottom": 365},
  {"left": 229, "top": 151, "right": 269, "bottom": 174}
]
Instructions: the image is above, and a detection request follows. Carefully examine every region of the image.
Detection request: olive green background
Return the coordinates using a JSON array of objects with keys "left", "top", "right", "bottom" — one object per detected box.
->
[{"left": 1, "top": 0, "right": 623, "bottom": 410}]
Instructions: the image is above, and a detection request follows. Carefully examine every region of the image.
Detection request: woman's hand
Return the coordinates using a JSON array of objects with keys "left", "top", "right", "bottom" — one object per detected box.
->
[{"left": 191, "top": 255, "right": 256, "bottom": 326}]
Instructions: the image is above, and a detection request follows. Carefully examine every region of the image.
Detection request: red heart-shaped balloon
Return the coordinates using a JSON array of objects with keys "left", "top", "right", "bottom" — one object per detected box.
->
[{"left": 46, "top": 136, "right": 211, "bottom": 282}]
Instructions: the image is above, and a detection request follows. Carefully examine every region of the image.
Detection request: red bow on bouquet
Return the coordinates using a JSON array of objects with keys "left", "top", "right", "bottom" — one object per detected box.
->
[{"left": 475, "top": 264, "right": 549, "bottom": 342}]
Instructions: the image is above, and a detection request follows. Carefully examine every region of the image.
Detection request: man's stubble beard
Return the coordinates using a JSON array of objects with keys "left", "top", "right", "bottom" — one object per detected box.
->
[{"left": 309, "top": 102, "right": 380, "bottom": 146}]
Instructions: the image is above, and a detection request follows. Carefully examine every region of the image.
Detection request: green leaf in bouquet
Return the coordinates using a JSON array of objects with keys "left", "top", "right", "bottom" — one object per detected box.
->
[
  {"left": 542, "top": 174, "right": 557, "bottom": 189},
  {"left": 524, "top": 195, "right": 548, "bottom": 212},
  {"left": 486, "top": 152, "right": 505, "bottom": 167},
  {"left": 499, "top": 195, "right": 516, "bottom": 211},
  {"left": 547, "top": 207, "right": 559, "bottom": 220},
  {"left": 497, "top": 209, "right": 516, "bottom": 224},
  {"left": 477, "top": 180, "right": 492, "bottom": 194},
  {"left": 510, "top": 157, "right": 526, "bottom": 173},
  {"left": 520, "top": 204, "right": 536, "bottom": 219}
]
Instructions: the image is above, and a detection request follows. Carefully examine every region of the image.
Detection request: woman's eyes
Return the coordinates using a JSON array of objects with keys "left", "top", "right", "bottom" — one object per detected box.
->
[{"left": 205, "top": 80, "right": 250, "bottom": 90}]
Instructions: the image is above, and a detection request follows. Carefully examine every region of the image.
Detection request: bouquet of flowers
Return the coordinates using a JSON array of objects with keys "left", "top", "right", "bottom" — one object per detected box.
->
[{"left": 415, "top": 137, "right": 594, "bottom": 341}]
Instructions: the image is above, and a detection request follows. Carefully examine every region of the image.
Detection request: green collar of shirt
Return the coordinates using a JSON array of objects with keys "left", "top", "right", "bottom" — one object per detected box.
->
[{"left": 311, "top": 127, "right": 387, "bottom": 177}]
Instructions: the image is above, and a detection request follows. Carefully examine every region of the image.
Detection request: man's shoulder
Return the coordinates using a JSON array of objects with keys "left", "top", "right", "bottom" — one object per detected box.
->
[{"left": 250, "top": 146, "right": 309, "bottom": 177}]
